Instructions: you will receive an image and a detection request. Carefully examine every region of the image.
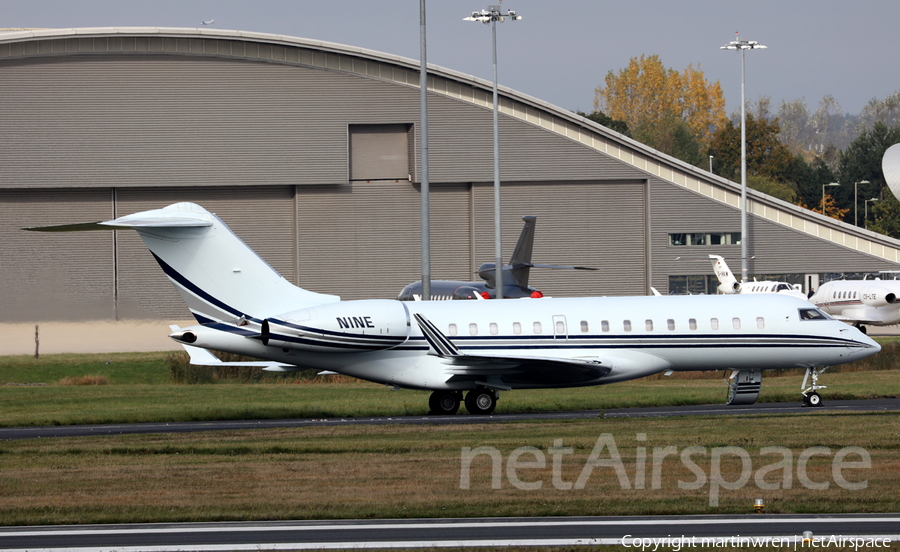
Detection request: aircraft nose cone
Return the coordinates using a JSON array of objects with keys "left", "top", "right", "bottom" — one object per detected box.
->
[{"left": 849, "top": 331, "right": 881, "bottom": 358}]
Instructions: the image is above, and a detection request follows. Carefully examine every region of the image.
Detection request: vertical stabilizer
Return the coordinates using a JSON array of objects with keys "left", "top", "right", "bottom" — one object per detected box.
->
[
  {"left": 29, "top": 203, "right": 339, "bottom": 323},
  {"left": 710, "top": 255, "right": 741, "bottom": 294},
  {"left": 509, "top": 215, "right": 537, "bottom": 289}
]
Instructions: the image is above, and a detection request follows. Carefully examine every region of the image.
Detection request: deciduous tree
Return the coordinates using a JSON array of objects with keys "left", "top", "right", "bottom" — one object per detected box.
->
[{"left": 593, "top": 55, "right": 726, "bottom": 158}]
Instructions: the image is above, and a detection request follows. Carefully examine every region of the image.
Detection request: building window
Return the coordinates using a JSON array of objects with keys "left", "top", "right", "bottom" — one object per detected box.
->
[{"left": 668, "top": 232, "right": 741, "bottom": 247}]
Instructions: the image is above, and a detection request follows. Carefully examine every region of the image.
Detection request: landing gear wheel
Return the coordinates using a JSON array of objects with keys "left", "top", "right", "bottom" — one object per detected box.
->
[
  {"left": 428, "top": 391, "right": 460, "bottom": 415},
  {"left": 806, "top": 392, "right": 822, "bottom": 407},
  {"left": 464, "top": 387, "right": 497, "bottom": 415}
]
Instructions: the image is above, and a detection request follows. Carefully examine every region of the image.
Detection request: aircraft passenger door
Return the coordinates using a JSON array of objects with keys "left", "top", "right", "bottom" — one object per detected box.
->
[{"left": 552, "top": 315, "right": 568, "bottom": 340}]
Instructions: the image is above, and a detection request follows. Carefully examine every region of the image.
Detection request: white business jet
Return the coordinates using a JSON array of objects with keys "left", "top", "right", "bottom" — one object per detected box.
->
[
  {"left": 28, "top": 203, "right": 879, "bottom": 412},
  {"left": 709, "top": 255, "right": 808, "bottom": 301},
  {"left": 809, "top": 277, "right": 900, "bottom": 333}
]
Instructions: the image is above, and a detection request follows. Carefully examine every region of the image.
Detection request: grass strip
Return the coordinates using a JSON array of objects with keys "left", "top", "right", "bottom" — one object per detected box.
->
[{"left": 0, "top": 413, "right": 897, "bottom": 526}]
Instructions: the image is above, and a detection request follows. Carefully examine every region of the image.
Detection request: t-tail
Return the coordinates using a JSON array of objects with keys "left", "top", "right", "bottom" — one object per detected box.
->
[
  {"left": 710, "top": 255, "right": 741, "bottom": 294},
  {"left": 26, "top": 202, "right": 339, "bottom": 324}
]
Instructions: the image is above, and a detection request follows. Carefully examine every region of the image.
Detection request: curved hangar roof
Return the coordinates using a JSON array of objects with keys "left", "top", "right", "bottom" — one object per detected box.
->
[{"left": 2, "top": 26, "right": 899, "bottom": 265}]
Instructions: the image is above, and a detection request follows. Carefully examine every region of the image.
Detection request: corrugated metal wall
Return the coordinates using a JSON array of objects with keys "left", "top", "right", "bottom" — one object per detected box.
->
[
  {"left": 650, "top": 180, "right": 898, "bottom": 292},
  {"left": 472, "top": 180, "right": 648, "bottom": 297},
  {"left": 2, "top": 35, "right": 900, "bottom": 325},
  {"left": 0, "top": 189, "right": 115, "bottom": 321}
]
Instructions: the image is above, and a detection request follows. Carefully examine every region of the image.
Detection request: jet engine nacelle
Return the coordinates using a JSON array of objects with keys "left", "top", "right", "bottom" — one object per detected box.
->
[
  {"left": 717, "top": 281, "right": 741, "bottom": 294},
  {"left": 859, "top": 285, "right": 897, "bottom": 307},
  {"left": 262, "top": 299, "right": 411, "bottom": 353}
]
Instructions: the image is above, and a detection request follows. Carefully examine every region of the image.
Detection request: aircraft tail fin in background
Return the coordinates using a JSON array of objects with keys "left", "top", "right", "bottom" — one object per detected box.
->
[
  {"left": 508, "top": 215, "right": 537, "bottom": 289},
  {"left": 710, "top": 255, "right": 741, "bottom": 294},
  {"left": 27, "top": 203, "right": 339, "bottom": 323}
]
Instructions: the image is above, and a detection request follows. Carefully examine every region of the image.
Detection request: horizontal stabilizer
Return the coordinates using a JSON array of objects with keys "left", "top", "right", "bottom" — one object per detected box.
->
[{"left": 25, "top": 205, "right": 214, "bottom": 232}]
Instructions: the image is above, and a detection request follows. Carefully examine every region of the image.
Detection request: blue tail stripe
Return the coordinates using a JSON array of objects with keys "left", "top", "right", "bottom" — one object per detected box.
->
[{"left": 151, "top": 252, "right": 253, "bottom": 322}]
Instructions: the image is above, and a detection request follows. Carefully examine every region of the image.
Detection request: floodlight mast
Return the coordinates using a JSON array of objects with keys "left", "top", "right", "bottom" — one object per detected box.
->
[
  {"left": 420, "top": 0, "right": 431, "bottom": 300},
  {"left": 721, "top": 34, "right": 766, "bottom": 285},
  {"left": 464, "top": 5, "right": 522, "bottom": 299}
]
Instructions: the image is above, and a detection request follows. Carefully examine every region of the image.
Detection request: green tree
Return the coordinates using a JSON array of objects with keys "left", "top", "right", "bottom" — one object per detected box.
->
[
  {"left": 747, "top": 174, "right": 797, "bottom": 203},
  {"left": 708, "top": 114, "right": 794, "bottom": 182},
  {"left": 837, "top": 122, "right": 900, "bottom": 228},
  {"left": 868, "top": 194, "right": 900, "bottom": 238},
  {"left": 576, "top": 110, "right": 630, "bottom": 136}
]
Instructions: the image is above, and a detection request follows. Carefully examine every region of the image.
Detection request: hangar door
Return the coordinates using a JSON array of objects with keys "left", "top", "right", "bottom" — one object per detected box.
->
[{"left": 472, "top": 180, "right": 648, "bottom": 297}]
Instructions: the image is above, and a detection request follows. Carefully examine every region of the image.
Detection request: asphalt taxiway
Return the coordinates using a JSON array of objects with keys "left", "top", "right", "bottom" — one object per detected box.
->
[
  {"left": 1, "top": 514, "right": 898, "bottom": 550},
  {"left": 1, "top": 398, "right": 897, "bottom": 441}
]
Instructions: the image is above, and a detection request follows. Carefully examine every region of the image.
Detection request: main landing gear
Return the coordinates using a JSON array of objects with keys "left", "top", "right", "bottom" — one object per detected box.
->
[
  {"left": 428, "top": 387, "right": 498, "bottom": 415},
  {"left": 801, "top": 366, "right": 827, "bottom": 407}
]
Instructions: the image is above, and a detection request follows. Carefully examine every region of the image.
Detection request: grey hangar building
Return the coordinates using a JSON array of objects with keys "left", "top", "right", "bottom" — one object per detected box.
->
[{"left": 2, "top": 27, "right": 899, "bottom": 332}]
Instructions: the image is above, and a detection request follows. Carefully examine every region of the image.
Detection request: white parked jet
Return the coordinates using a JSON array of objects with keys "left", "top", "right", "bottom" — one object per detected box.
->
[
  {"left": 28, "top": 203, "right": 879, "bottom": 412},
  {"left": 809, "top": 278, "right": 900, "bottom": 333},
  {"left": 709, "top": 255, "right": 808, "bottom": 301}
]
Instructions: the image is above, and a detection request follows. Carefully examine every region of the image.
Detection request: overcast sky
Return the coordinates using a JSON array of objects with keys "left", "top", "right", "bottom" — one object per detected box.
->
[{"left": 4, "top": 0, "right": 897, "bottom": 117}]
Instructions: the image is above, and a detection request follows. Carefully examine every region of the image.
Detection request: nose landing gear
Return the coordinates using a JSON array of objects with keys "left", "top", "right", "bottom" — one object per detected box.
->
[{"left": 801, "top": 366, "right": 827, "bottom": 407}]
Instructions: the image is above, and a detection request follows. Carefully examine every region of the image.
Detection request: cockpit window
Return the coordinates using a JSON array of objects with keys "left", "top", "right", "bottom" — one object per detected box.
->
[{"left": 799, "top": 308, "right": 831, "bottom": 320}]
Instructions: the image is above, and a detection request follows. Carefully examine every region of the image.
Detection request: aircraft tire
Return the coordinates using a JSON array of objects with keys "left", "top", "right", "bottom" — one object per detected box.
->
[
  {"left": 464, "top": 387, "right": 497, "bottom": 415},
  {"left": 428, "top": 391, "right": 460, "bottom": 415},
  {"left": 807, "top": 392, "right": 822, "bottom": 407}
]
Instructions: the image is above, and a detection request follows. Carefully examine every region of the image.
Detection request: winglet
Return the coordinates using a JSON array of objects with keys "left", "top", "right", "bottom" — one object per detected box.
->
[{"left": 413, "top": 313, "right": 461, "bottom": 357}]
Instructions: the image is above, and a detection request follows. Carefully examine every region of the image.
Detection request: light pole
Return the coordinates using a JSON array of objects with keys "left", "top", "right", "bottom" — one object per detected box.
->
[
  {"left": 709, "top": 155, "right": 714, "bottom": 174},
  {"left": 854, "top": 180, "right": 870, "bottom": 227},
  {"left": 722, "top": 34, "right": 766, "bottom": 285},
  {"left": 865, "top": 198, "right": 878, "bottom": 230},
  {"left": 419, "top": 0, "right": 431, "bottom": 300},
  {"left": 464, "top": 5, "right": 521, "bottom": 299},
  {"left": 822, "top": 182, "right": 840, "bottom": 216}
]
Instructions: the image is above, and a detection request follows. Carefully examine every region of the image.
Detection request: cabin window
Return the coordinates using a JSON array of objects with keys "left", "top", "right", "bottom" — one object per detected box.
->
[
  {"left": 667, "top": 319, "right": 675, "bottom": 331},
  {"left": 448, "top": 323, "right": 458, "bottom": 336},
  {"left": 689, "top": 318, "right": 697, "bottom": 330},
  {"left": 623, "top": 320, "right": 632, "bottom": 332},
  {"left": 601, "top": 320, "right": 610, "bottom": 332},
  {"left": 469, "top": 323, "right": 478, "bottom": 335},
  {"left": 556, "top": 320, "right": 565, "bottom": 334},
  {"left": 490, "top": 322, "right": 498, "bottom": 335},
  {"left": 580, "top": 320, "right": 589, "bottom": 332},
  {"left": 533, "top": 321, "right": 543, "bottom": 334},
  {"left": 645, "top": 319, "right": 654, "bottom": 331},
  {"left": 854, "top": 292, "right": 857, "bottom": 299},
  {"left": 756, "top": 317, "right": 765, "bottom": 329},
  {"left": 710, "top": 318, "right": 719, "bottom": 330},
  {"left": 732, "top": 317, "right": 741, "bottom": 330},
  {"left": 513, "top": 322, "right": 522, "bottom": 334}
]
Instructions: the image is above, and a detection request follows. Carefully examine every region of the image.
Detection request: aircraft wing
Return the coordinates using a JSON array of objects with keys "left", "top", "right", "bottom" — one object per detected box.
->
[{"left": 413, "top": 313, "right": 612, "bottom": 388}]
